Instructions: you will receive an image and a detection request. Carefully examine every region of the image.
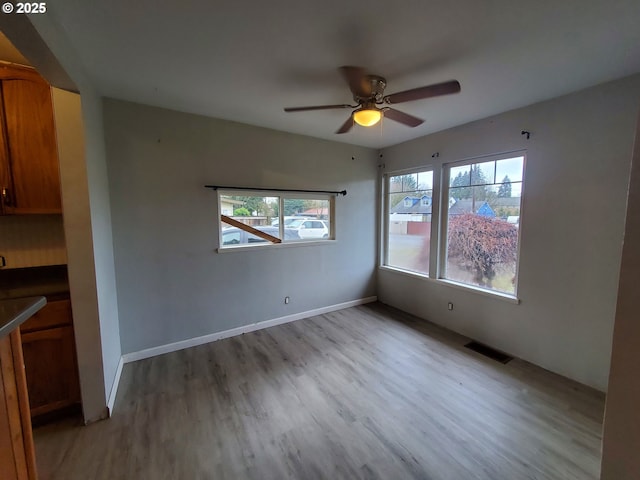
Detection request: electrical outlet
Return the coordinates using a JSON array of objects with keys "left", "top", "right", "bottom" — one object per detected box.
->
[
  {"left": 284, "top": 296, "right": 290, "bottom": 304},
  {"left": 447, "top": 302, "right": 454, "bottom": 311}
]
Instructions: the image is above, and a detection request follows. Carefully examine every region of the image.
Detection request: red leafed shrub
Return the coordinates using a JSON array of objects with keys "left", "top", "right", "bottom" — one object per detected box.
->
[{"left": 447, "top": 213, "right": 518, "bottom": 286}]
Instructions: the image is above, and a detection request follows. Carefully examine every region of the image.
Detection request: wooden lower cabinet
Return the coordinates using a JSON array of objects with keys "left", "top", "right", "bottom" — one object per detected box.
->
[
  {"left": 0, "top": 330, "right": 38, "bottom": 480},
  {"left": 20, "top": 298, "right": 81, "bottom": 419},
  {"left": 21, "top": 326, "right": 80, "bottom": 417}
]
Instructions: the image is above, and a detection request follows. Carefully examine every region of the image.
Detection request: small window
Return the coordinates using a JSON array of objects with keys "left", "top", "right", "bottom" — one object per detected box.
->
[{"left": 218, "top": 191, "right": 334, "bottom": 249}]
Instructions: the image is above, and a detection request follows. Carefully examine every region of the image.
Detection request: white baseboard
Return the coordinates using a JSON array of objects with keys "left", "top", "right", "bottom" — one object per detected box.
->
[
  {"left": 106, "top": 355, "right": 124, "bottom": 415},
  {"left": 121, "top": 296, "right": 377, "bottom": 365}
]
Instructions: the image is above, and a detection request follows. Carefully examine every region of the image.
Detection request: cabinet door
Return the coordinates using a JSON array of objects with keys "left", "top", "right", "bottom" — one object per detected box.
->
[
  {"left": 0, "top": 71, "right": 61, "bottom": 214},
  {"left": 21, "top": 326, "right": 81, "bottom": 417},
  {"left": 0, "top": 88, "right": 11, "bottom": 215},
  {"left": 0, "top": 331, "right": 37, "bottom": 480}
]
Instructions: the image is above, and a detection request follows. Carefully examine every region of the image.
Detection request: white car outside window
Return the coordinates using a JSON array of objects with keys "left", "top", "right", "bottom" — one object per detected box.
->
[{"left": 288, "top": 219, "right": 329, "bottom": 239}]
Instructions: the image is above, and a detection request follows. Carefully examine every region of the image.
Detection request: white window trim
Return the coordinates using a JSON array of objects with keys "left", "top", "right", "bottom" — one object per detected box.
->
[
  {"left": 382, "top": 166, "right": 435, "bottom": 276},
  {"left": 439, "top": 150, "right": 526, "bottom": 298},
  {"left": 380, "top": 150, "right": 525, "bottom": 302},
  {"left": 217, "top": 189, "right": 336, "bottom": 251},
  {"left": 379, "top": 265, "right": 520, "bottom": 304},
  {"left": 217, "top": 239, "right": 338, "bottom": 254}
]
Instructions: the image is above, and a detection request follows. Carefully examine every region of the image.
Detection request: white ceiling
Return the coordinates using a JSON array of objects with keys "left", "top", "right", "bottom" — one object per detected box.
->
[{"left": 41, "top": 0, "right": 640, "bottom": 148}]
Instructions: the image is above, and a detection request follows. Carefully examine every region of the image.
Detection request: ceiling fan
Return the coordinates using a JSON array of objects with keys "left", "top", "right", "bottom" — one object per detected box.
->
[{"left": 284, "top": 66, "right": 461, "bottom": 134}]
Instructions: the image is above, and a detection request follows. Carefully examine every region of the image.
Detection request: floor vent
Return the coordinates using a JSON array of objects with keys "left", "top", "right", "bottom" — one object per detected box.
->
[{"left": 464, "top": 341, "right": 513, "bottom": 364}]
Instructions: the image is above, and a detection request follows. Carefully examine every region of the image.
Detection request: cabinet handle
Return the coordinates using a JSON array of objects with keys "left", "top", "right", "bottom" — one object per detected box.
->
[{"left": 1, "top": 187, "right": 11, "bottom": 206}]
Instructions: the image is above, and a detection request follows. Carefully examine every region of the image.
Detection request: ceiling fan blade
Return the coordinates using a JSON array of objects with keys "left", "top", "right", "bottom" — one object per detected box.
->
[
  {"left": 383, "top": 108, "right": 424, "bottom": 127},
  {"left": 336, "top": 115, "right": 354, "bottom": 134},
  {"left": 339, "top": 66, "right": 371, "bottom": 98},
  {"left": 384, "top": 80, "right": 461, "bottom": 104},
  {"left": 284, "top": 104, "right": 353, "bottom": 112}
]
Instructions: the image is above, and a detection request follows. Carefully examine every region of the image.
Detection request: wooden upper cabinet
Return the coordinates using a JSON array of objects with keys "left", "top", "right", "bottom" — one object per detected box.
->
[{"left": 0, "top": 64, "right": 61, "bottom": 214}]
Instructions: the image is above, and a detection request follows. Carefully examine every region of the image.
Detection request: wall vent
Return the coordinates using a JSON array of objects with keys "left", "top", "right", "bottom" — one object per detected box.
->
[{"left": 464, "top": 341, "right": 513, "bottom": 364}]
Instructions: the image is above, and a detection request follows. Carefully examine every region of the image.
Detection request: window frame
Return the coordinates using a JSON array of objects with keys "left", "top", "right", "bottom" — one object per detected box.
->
[
  {"left": 382, "top": 166, "right": 436, "bottom": 277},
  {"left": 217, "top": 189, "right": 336, "bottom": 251},
  {"left": 380, "top": 150, "right": 525, "bottom": 302},
  {"left": 439, "top": 151, "right": 526, "bottom": 298}
]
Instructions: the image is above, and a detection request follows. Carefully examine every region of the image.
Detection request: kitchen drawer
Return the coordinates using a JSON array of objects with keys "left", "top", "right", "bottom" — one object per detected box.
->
[{"left": 20, "top": 299, "right": 71, "bottom": 333}]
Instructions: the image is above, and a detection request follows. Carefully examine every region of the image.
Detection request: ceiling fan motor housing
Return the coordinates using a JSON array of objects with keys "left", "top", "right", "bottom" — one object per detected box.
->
[{"left": 354, "top": 75, "right": 387, "bottom": 103}]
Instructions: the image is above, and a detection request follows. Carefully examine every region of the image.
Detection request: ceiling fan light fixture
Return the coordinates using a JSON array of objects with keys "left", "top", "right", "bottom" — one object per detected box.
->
[
  {"left": 283, "top": 68, "right": 459, "bottom": 133},
  {"left": 353, "top": 108, "right": 382, "bottom": 127}
]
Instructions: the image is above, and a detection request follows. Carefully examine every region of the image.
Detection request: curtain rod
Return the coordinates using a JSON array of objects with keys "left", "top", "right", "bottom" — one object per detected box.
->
[{"left": 204, "top": 185, "right": 347, "bottom": 196}]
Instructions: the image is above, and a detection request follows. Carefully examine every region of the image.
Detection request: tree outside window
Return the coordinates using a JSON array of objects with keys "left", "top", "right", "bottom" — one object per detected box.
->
[{"left": 445, "top": 155, "right": 524, "bottom": 294}]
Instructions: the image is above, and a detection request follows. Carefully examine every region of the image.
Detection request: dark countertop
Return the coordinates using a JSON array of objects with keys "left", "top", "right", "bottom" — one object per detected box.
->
[
  {"left": 0, "top": 265, "right": 69, "bottom": 300},
  {"left": 0, "top": 296, "right": 46, "bottom": 339}
]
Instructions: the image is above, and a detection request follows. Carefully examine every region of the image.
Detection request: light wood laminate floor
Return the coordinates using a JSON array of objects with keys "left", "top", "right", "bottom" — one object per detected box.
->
[{"left": 33, "top": 303, "right": 605, "bottom": 480}]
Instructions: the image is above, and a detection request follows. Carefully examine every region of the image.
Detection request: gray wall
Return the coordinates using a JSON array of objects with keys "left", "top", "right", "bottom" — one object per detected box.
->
[
  {"left": 103, "top": 99, "right": 378, "bottom": 355},
  {"left": 378, "top": 74, "right": 640, "bottom": 391}
]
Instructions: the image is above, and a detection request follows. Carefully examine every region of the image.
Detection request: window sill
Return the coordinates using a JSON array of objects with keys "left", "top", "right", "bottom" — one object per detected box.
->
[
  {"left": 436, "top": 279, "right": 520, "bottom": 304},
  {"left": 378, "top": 266, "right": 520, "bottom": 304},
  {"left": 217, "top": 239, "right": 337, "bottom": 253},
  {"left": 379, "top": 265, "right": 431, "bottom": 281}
]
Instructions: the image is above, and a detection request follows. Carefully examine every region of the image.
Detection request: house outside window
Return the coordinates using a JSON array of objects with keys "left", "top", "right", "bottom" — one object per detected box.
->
[
  {"left": 383, "top": 170, "right": 433, "bottom": 276},
  {"left": 381, "top": 152, "right": 525, "bottom": 299}
]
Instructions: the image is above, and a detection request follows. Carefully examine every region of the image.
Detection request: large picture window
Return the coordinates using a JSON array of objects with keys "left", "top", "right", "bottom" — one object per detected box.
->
[
  {"left": 218, "top": 191, "right": 333, "bottom": 249},
  {"left": 443, "top": 154, "right": 524, "bottom": 294},
  {"left": 384, "top": 170, "right": 433, "bottom": 275},
  {"left": 381, "top": 152, "right": 525, "bottom": 299}
]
